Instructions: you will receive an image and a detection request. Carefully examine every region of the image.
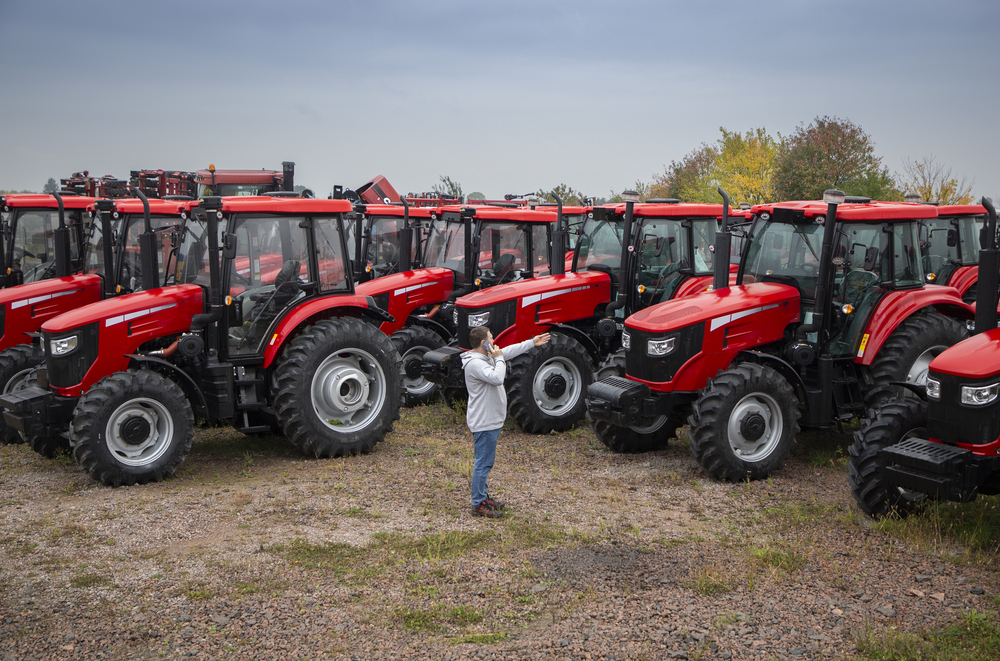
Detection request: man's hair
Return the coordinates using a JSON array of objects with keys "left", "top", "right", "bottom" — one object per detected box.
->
[{"left": 469, "top": 326, "right": 489, "bottom": 349}]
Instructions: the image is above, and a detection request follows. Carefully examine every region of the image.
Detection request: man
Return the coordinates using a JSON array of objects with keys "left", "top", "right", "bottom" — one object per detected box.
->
[{"left": 462, "top": 327, "right": 550, "bottom": 518}]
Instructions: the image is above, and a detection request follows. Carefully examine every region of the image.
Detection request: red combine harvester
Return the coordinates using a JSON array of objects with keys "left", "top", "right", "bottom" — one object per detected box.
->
[
  {"left": 428, "top": 196, "right": 741, "bottom": 434},
  {"left": 0, "top": 197, "right": 191, "bottom": 446},
  {"left": 354, "top": 202, "right": 577, "bottom": 405},
  {"left": 587, "top": 191, "right": 973, "bottom": 478},
  {"left": 1, "top": 195, "right": 402, "bottom": 486},
  {"left": 849, "top": 198, "right": 1000, "bottom": 515}
]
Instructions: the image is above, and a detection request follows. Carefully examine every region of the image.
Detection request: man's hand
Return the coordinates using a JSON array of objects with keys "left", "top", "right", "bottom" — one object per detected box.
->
[
  {"left": 533, "top": 333, "right": 551, "bottom": 347},
  {"left": 489, "top": 345, "right": 504, "bottom": 359}
]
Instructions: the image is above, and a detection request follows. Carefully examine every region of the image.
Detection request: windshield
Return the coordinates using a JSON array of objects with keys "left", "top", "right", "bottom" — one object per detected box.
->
[
  {"left": 197, "top": 182, "right": 278, "bottom": 197},
  {"left": 117, "top": 214, "right": 184, "bottom": 292},
  {"left": 82, "top": 213, "right": 120, "bottom": 277},
  {"left": 743, "top": 219, "right": 825, "bottom": 299},
  {"left": 635, "top": 217, "right": 713, "bottom": 306},
  {"left": 10, "top": 208, "right": 84, "bottom": 283},
  {"left": 365, "top": 215, "right": 405, "bottom": 276},
  {"left": 424, "top": 217, "right": 467, "bottom": 274}
]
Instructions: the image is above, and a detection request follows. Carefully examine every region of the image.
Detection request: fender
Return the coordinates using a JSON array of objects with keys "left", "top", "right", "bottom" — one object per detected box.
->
[
  {"left": 261, "top": 294, "right": 391, "bottom": 368},
  {"left": 409, "top": 314, "right": 454, "bottom": 343},
  {"left": 356, "top": 267, "right": 454, "bottom": 336},
  {"left": 855, "top": 286, "right": 975, "bottom": 366},
  {"left": 673, "top": 275, "right": 713, "bottom": 299},
  {"left": 624, "top": 282, "right": 801, "bottom": 393},
  {"left": 0, "top": 274, "right": 103, "bottom": 352},
  {"left": 737, "top": 350, "right": 808, "bottom": 404},
  {"left": 945, "top": 265, "right": 978, "bottom": 298},
  {"left": 125, "top": 354, "right": 209, "bottom": 419},
  {"left": 494, "top": 321, "right": 601, "bottom": 362}
]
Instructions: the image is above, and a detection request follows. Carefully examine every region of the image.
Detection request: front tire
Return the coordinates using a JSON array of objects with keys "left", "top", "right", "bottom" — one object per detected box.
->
[
  {"left": 848, "top": 397, "right": 929, "bottom": 517},
  {"left": 507, "top": 333, "right": 594, "bottom": 434},
  {"left": 391, "top": 326, "right": 444, "bottom": 407},
  {"left": 273, "top": 318, "right": 402, "bottom": 458},
  {"left": 868, "top": 311, "right": 967, "bottom": 396},
  {"left": 0, "top": 344, "right": 44, "bottom": 444},
  {"left": 587, "top": 350, "right": 682, "bottom": 453},
  {"left": 70, "top": 370, "right": 194, "bottom": 486},
  {"left": 688, "top": 363, "right": 800, "bottom": 482}
]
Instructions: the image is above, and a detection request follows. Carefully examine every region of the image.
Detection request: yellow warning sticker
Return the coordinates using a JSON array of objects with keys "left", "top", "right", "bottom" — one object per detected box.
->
[{"left": 857, "top": 333, "right": 870, "bottom": 358}]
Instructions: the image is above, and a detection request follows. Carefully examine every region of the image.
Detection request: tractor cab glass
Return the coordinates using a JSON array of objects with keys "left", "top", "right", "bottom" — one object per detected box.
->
[
  {"left": 475, "top": 222, "right": 533, "bottom": 286},
  {"left": 423, "top": 214, "right": 468, "bottom": 279},
  {"left": 365, "top": 215, "right": 405, "bottom": 276},
  {"left": 635, "top": 217, "right": 716, "bottom": 306},
  {"left": 742, "top": 216, "right": 825, "bottom": 299},
  {"left": 8, "top": 208, "right": 84, "bottom": 283},
  {"left": 575, "top": 213, "right": 624, "bottom": 293},
  {"left": 115, "top": 215, "right": 183, "bottom": 293},
  {"left": 81, "top": 212, "right": 120, "bottom": 278},
  {"left": 197, "top": 182, "right": 272, "bottom": 197},
  {"left": 224, "top": 215, "right": 347, "bottom": 357},
  {"left": 920, "top": 214, "right": 981, "bottom": 284}
]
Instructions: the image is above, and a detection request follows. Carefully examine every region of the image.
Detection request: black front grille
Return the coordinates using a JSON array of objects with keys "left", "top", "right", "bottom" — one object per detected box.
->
[
  {"left": 624, "top": 321, "right": 704, "bottom": 383},
  {"left": 927, "top": 370, "right": 1000, "bottom": 447},
  {"left": 455, "top": 300, "right": 516, "bottom": 350},
  {"left": 45, "top": 323, "right": 99, "bottom": 389}
]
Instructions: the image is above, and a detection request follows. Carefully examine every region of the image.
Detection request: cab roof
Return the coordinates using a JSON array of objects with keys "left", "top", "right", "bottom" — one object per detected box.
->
[
  {"left": 937, "top": 204, "right": 987, "bottom": 216},
  {"left": 215, "top": 196, "right": 353, "bottom": 214},
  {"left": 751, "top": 200, "right": 939, "bottom": 221},
  {"left": 437, "top": 204, "right": 561, "bottom": 223},
  {"left": 108, "top": 198, "right": 191, "bottom": 215},
  {"left": 360, "top": 203, "right": 438, "bottom": 218},
  {"left": 1, "top": 194, "right": 98, "bottom": 209},
  {"left": 605, "top": 202, "right": 731, "bottom": 218}
]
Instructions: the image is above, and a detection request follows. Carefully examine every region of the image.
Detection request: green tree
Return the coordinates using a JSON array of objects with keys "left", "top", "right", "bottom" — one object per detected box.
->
[
  {"left": 42, "top": 178, "right": 58, "bottom": 194},
  {"left": 773, "top": 116, "right": 900, "bottom": 201},
  {"left": 650, "top": 144, "right": 716, "bottom": 202},
  {"left": 710, "top": 127, "right": 784, "bottom": 206},
  {"left": 467, "top": 191, "right": 486, "bottom": 201},
  {"left": 898, "top": 155, "right": 974, "bottom": 205},
  {"left": 433, "top": 175, "right": 463, "bottom": 201},
  {"left": 537, "top": 183, "right": 586, "bottom": 206}
]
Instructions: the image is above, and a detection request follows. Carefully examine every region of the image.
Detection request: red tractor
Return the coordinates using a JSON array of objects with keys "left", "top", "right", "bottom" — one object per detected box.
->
[
  {"left": 849, "top": 198, "right": 1000, "bottom": 515},
  {"left": 587, "top": 191, "right": 973, "bottom": 480},
  {"left": 355, "top": 202, "right": 577, "bottom": 405},
  {"left": 430, "top": 196, "right": 740, "bottom": 434},
  {"left": 0, "top": 196, "right": 191, "bottom": 447},
  {"left": 1, "top": 195, "right": 402, "bottom": 486}
]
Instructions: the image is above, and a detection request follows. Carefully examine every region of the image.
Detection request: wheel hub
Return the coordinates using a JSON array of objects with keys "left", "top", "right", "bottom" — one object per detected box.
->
[
  {"left": 311, "top": 349, "right": 387, "bottom": 432},
  {"left": 740, "top": 412, "right": 766, "bottom": 442},
  {"left": 404, "top": 356, "right": 423, "bottom": 380},
  {"left": 119, "top": 416, "right": 153, "bottom": 445},
  {"left": 543, "top": 373, "right": 567, "bottom": 398}
]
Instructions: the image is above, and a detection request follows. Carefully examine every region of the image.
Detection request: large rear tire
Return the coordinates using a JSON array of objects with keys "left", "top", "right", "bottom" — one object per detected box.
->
[
  {"left": 868, "top": 310, "right": 967, "bottom": 396},
  {"left": 587, "top": 350, "right": 682, "bottom": 453},
  {"left": 507, "top": 333, "right": 593, "bottom": 434},
  {"left": 70, "top": 370, "right": 194, "bottom": 486},
  {"left": 848, "top": 397, "right": 929, "bottom": 517},
  {"left": 688, "top": 363, "right": 799, "bottom": 482},
  {"left": 391, "top": 326, "right": 444, "bottom": 407},
  {"left": 0, "top": 344, "right": 44, "bottom": 444},
  {"left": 273, "top": 318, "right": 402, "bottom": 458}
]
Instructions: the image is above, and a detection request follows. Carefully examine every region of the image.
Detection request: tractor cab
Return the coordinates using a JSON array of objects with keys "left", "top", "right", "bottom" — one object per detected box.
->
[
  {"left": 194, "top": 162, "right": 294, "bottom": 197},
  {"left": 351, "top": 203, "right": 437, "bottom": 281},
  {"left": 918, "top": 204, "right": 987, "bottom": 303},
  {"left": 0, "top": 194, "right": 95, "bottom": 288}
]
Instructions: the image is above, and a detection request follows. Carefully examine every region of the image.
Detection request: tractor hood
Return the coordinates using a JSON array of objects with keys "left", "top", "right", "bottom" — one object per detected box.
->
[
  {"left": 626, "top": 282, "right": 800, "bottom": 334},
  {"left": 41, "top": 284, "right": 204, "bottom": 334},
  {"left": 354, "top": 267, "right": 453, "bottom": 298},
  {"left": 927, "top": 328, "right": 1000, "bottom": 380},
  {"left": 0, "top": 274, "right": 101, "bottom": 311},
  {"left": 457, "top": 271, "right": 609, "bottom": 309}
]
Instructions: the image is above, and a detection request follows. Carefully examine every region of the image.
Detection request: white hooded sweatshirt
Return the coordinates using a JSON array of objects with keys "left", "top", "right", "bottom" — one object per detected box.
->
[{"left": 461, "top": 339, "right": 535, "bottom": 432}]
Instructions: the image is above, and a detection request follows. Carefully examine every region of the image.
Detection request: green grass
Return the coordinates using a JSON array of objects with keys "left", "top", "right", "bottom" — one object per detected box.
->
[
  {"left": 69, "top": 573, "right": 109, "bottom": 588},
  {"left": 391, "top": 604, "right": 483, "bottom": 631},
  {"left": 401, "top": 402, "right": 466, "bottom": 431},
  {"left": 688, "top": 564, "right": 733, "bottom": 596},
  {"left": 748, "top": 544, "right": 808, "bottom": 573},
  {"left": 874, "top": 496, "right": 1000, "bottom": 565},
  {"left": 855, "top": 609, "right": 1000, "bottom": 660}
]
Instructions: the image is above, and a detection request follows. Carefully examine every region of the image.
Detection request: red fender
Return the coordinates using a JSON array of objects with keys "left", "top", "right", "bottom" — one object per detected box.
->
[
  {"left": 944, "top": 265, "right": 978, "bottom": 298},
  {"left": 674, "top": 275, "right": 715, "bottom": 298},
  {"left": 0, "top": 274, "right": 103, "bottom": 352},
  {"left": 261, "top": 294, "right": 377, "bottom": 368},
  {"left": 855, "top": 286, "right": 974, "bottom": 365}
]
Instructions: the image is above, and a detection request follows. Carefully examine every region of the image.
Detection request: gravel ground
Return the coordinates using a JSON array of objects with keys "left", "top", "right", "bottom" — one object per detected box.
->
[{"left": 0, "top": 403, "right": 996, "bottom": 661}]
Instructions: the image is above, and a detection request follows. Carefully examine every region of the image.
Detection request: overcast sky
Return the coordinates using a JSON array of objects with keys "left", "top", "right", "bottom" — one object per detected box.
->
[{"left": 1, "top": 0, "right": 997, "bottom": 200}]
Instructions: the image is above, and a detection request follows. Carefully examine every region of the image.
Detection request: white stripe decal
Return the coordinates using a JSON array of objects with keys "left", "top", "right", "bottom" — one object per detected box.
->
[
  {"left": 520, "top": 286, "right": 589, "bottom": 308},
  {"left": 105, "top": 303, "right": 177, "bottom": 327},
  {"left": 711, "top": 303, "right": 780, "bottom": 333},
  {"left": 393, "top": 282, "right": 433, "bottom": 297},
  {"left": 710, "top": 315, "right": 731, "bottom": 332},
  {"left": 11, "top": 288, "right": 84, "bottom": 310}
]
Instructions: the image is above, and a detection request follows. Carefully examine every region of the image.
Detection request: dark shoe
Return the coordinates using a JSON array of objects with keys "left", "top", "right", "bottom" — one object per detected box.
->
[
  {"left": 484, "top": 495, "right": 505, "bottom": 511},
  {"left": 472, "top": 501, "right": 503, "bottom": 518}
]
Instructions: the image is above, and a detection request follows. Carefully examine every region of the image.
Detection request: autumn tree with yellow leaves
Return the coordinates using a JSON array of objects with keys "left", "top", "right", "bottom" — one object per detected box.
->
[{"left": 898, "top": 155, "right": 975, "bottom": 205}]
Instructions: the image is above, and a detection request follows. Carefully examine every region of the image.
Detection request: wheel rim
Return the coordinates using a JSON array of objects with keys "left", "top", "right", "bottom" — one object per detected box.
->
[
  {"left": 532, "top": 356, "right": 582, "bottom": 417},
  {"left": 726, "top": 392, "right": 783, "bottom": 463},
  {"left": 631, "top": 414, "right": 668, "bottom": 434},
  {"left": 906, "top": 345, "right": 948, "bottom": 386},
  {"left": 104, "top": 397, "right": 175, "bottom": 467},
  {"left": 399, "top": 344, "right": 437, "bottom": 397},
  {"left": 311, "top": 348, "right": 387, "bottom": 432},
  {"left": 3, "top": 367, "right": 34, "bottom": 395}
]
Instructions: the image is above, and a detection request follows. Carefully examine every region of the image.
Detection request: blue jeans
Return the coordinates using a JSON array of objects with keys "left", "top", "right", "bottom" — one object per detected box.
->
[{"left": 471, "top": 428, "right": 501, "bottom": 508}]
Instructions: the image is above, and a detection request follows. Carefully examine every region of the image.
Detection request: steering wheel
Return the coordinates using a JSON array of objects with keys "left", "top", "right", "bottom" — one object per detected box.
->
[{"left": 657, "top": 262, "right": 684, "bottom": 279}]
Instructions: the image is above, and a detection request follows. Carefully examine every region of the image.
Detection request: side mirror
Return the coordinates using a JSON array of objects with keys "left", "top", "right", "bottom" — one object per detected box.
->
[
  {"left": 222, "top": 232, "right": 238, "bottom": 260},
  {"left": 947, "top": 229, "right": 957, "bottom": 247},
  {"left": 863, "top": 246, "right": 880, "bottom": 271}
]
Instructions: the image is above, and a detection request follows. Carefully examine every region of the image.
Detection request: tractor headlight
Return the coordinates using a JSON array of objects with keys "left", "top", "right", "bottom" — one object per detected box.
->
[
  {"left": 467, "top": 311, "right": 490, "bottom": 327},
  {"left": 621, "top": 330, "right": 631, "bottom": 351},
  {"left": 50, "top": 335, "right": 78, "bottom": 356},
  {"left": 646, "top": 337, "right": 675, "bottom": 357},
  {"left": 925, "top": 378, "right": 940, "bottom": 400},
  {"left": 961, "top": 382, "right": 999, "bottom": 406}
]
